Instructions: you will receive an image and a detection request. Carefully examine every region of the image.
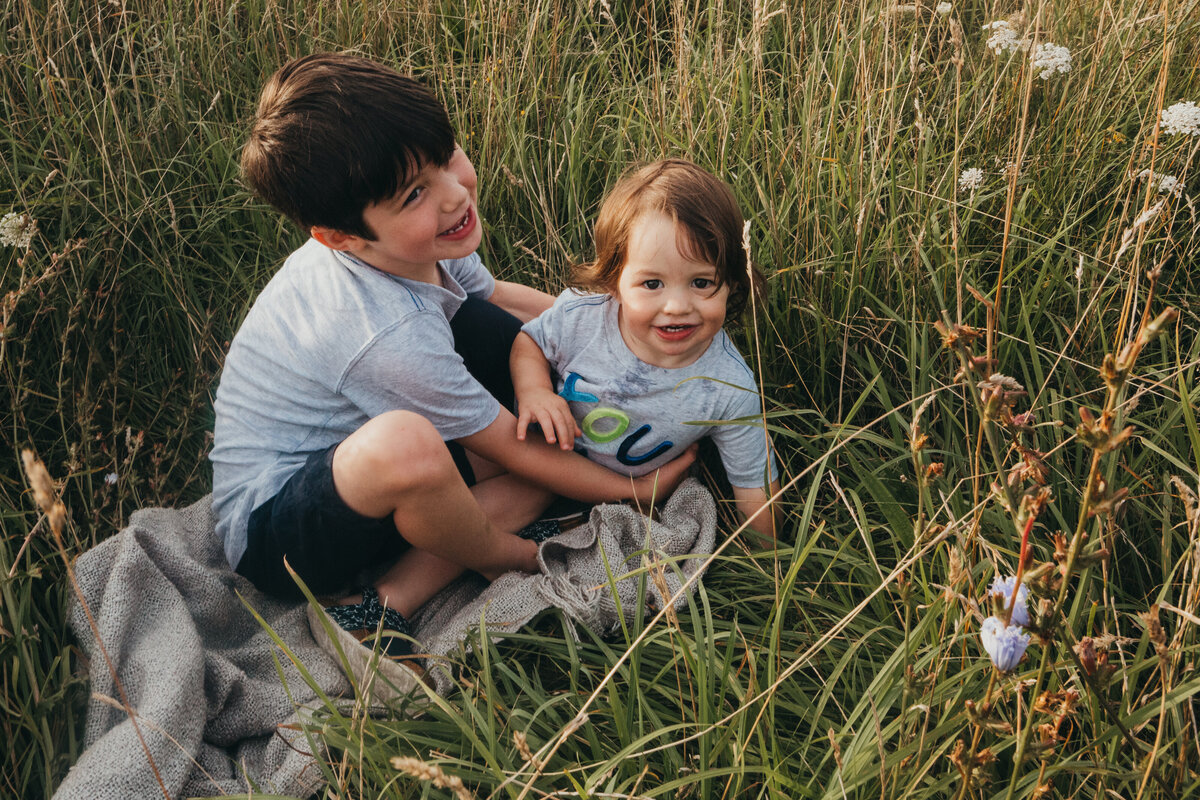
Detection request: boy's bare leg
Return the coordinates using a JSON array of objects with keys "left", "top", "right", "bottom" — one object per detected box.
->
[
  {"left": 367, "top": 472, "right": 552, "bottom": 616},
  {"left": 329, "top": 410, "right": 549, "bottom": 614}
]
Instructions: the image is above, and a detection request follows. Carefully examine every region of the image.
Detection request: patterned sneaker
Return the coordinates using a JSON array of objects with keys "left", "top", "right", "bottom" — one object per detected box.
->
[
  {"left": 515, "top": 504, "right": 592, "bottom": 543},
  {"left": 323, "top": 585, "right": 414, "bottom": 658},
  {"left": 514, "top": 518, "right": 561, "bottom": 543},
  {"left": 307, "top": 596, "right": 425, "bottom": 705}
]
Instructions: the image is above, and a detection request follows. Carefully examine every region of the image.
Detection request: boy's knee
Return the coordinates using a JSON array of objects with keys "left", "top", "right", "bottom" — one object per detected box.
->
[{"left": 336, "top": 411, "right": 456, "bottom": 491}]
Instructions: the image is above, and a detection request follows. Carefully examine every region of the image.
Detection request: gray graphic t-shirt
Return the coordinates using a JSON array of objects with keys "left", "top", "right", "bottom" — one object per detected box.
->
[{"left": 522, "top": 291, "right": 777, "bottom": 488}]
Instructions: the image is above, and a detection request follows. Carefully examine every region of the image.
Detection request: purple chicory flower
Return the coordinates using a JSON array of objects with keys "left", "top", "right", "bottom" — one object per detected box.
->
[
  {"left": 989, "top": 575, "right": 1030, "bottom": 627},
  {"left": 980, "top": 616, "right": 1030, "bottom": 671}
]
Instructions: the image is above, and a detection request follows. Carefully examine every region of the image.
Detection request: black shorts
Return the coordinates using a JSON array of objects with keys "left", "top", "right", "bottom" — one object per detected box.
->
[
  {"left": 235, "top": 296, "right": 523, "bottom": 600},
  {"left": 236, "top": 443, "right": 410, "bottom": 599}
]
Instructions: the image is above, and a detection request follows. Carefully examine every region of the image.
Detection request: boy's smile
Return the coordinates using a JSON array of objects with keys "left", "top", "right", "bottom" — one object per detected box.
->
[
  {"left": 317, "top": 145, "right": 481, "bottom": 281},
  {"left": 614, "top": 211, "right": 729, "bottom": 369}
]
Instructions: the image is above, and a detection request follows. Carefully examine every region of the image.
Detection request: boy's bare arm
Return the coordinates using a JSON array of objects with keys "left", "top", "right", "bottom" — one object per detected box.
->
[
  {"left": 510, "top": 332, "right": 580, "bottom": 449},
  {"left": 488, "top": 280, "right": 555, "bottom": 323},
  {"left": 732, "top": 481, "right": 782, "bottom": 540},
  {"left": 459, "top": 409, "right": 696, "bottom": 506}
]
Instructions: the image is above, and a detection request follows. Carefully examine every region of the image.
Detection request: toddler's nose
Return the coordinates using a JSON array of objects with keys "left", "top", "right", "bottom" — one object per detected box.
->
[{"left": 662, "top": 291, "right": 692, "bottom": 314}]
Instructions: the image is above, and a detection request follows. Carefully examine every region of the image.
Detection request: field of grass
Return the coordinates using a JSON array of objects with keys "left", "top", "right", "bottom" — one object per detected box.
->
[{"left": 3, "top": 0, "right": 1200, "bottom": 797}]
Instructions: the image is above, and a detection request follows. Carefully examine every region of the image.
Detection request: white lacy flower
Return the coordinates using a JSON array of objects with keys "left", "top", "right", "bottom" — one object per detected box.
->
[
  {"left": 104, "top": 473, "right": 119, "bottom": 486},
  {"left": 981, "top": 616, "right": 1030, "bottom": 671},
  {"left": 1161, "top": 101, "right": 1200, "bottom": 136},
  {"left": 0, "top": 212, "right": 36, "bottom": 249},
  {"left": 936, "top": 2, "right": 952, "bottom": 15},
  {"left": 988, "top": 575, "right": 1030, "bottom": 627},
  {"left": 1158, "top": 175, "right": 1182, "bottom": 197},
  {"left": 983, "top": 21, "right": 1029, "bottom": 55},
  {"left": 1030, "top": 42, "right": 1071, "bottom": 79},
  {"left": 1134, "top": 169, "right": 1184, "bottom": 198},
  {"left": 958, "top": 167, "right": 984, "bottom": 194}
]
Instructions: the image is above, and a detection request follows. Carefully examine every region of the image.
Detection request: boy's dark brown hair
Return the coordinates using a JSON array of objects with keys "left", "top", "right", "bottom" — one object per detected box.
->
[
  {"left": 241, "top": 53, "right": 455, "bottom": 239},
  {"left": 572, "top": 159, "right": 765, "bottom": 319}
]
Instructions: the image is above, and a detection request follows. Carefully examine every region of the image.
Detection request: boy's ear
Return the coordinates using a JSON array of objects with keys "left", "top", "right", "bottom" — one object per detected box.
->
[{"left": 311, "top": 226, "right": 361, "bottom": 251}]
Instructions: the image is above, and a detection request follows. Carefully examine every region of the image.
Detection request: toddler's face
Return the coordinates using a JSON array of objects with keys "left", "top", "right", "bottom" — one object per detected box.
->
[{"left": 614, "top": 211, "right": 729, "bottom": 369}]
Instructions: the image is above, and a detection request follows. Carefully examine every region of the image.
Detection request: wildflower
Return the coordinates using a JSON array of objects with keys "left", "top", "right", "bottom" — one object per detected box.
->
[
  {"left": 1029, "top": 42, "right": 1071, "bottom": 79},
  {"left": 0, "top": 212, "right": 37, "bottom": 249},
  {"left": 1007, "top": 447, "right": 1048, "bottom": 487},
  {"left": 976, "top": 373, "right": 1025, "bottom": 394},
  {"left": 1134, "top": 169, "right": 1184, "bottom": 198},
  {"left": 1160, "top": 101, "right": 1200, "bottom": 136},
  {"left": 982, "top": 21, "right": 1028, "bottom": 55},
  {"left": 958, "top": 167, "right": 985, "bottom": 195},
  {"left": 936, "top": 2, "right": 952, "bottom": 15},
  {"left": 980, "top": 616, "right": 1030, "bottom": 671},
  {"left": 1157, "top": 175, "right": 1183, "bottom": 197},
  {"left": 104, "top": 472, "right": 119, "bottom": 486},
  {"left": 989, "top": 574, "right": 1030, "bottom": 626}
]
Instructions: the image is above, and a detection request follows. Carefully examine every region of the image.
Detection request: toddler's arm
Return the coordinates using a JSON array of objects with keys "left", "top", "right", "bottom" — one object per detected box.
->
[
  {"left": 489, "top": 280, "right": 555, "bottom": 323},
  {"left": 460, "top": 409, "right": 696, "bottom": 506},
  {"left": 733, "top": 481, "right": 782, "bottom": 540},
  {"left": 510, "top": 332, "right": 581, "bottom": 450}
]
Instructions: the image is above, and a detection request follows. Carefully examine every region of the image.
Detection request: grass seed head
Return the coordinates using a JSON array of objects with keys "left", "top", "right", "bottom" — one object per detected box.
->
[
  {"left": 390, "top": 757, "right": 473, "bottom": 800},
  {"left": 513, "top": 730, "right": 543, "bottom": 770},
  {"left": 20, "top": 449, "right": 66, "bottom": 541}
]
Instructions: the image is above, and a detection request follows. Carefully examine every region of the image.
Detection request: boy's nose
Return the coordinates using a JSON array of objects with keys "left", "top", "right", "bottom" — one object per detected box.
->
[{"left": 439, "top": 174, "right": 470, "bottom": 211}]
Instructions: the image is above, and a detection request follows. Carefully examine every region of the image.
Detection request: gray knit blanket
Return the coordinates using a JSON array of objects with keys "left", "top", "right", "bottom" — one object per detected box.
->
[{"left": 53, "top": 478, "right": 715, "bottom": 799}]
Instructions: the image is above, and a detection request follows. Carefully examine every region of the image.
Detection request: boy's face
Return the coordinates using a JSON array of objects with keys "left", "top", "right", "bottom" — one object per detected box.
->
[{"left": 322, "top": 146, "right": 481, "bottom": 281}]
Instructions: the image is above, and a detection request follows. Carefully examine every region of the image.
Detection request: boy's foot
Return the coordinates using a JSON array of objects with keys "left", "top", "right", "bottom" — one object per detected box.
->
[
  {"left": 308, "top": 586, "right": 426, "bottom": 704},
  {"left": 323, "top": 585, "right": 414, "bottom": 658},
  {"left": 514, "top": 518, "right": 562, "bottom": 543},
  {"left": 514, "top": 506, "right": 591, "bottom": 543}
]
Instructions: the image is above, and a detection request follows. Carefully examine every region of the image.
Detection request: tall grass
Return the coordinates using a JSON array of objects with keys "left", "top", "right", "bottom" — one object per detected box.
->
[{"left": 2, "top": 0, "right": 1199, "bottom": 797}]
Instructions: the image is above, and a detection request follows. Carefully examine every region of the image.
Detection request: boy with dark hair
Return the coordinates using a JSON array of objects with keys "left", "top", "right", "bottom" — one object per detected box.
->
[{"left": 213, "top": 53, "right": 693, "bottom": 657}]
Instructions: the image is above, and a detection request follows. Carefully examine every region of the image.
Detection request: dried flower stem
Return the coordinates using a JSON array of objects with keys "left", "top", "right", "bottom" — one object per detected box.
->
[{"left": 1001, "top": 296, "right": 1178, "bottom": 800}]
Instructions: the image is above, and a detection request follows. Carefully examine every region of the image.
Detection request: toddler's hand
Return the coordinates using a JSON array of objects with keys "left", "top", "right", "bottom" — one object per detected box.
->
[{"left": 516, "top": 389, "right": 582, "bottom": 450}]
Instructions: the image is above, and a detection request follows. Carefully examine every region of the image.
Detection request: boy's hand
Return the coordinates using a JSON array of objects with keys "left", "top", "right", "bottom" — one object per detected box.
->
[
  {"left": 630, "top": 444, "right": 698, "bottom": 505},
  {"left": 516, "top": 388, "right": 581, "bottom": 449}
]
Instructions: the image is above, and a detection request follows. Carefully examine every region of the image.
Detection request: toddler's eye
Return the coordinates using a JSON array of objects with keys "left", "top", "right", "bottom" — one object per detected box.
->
[
  {"left": 642, "top": 279, "right": 662, "bottom": 290},
  {"left": 693, "top": 278, "right": 714, "bottom": 290}
]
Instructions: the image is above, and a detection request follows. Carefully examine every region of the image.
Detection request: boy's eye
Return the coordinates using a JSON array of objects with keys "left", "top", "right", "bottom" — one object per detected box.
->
[
  {"left": 642, "top": 279, "right": 662, "bottom": 290},
  {"left": 402, "top": 186, "right": 424, "bottom": 206},
  {"left": 692, "top": 278, "right": 714, "bottom": 290}
]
